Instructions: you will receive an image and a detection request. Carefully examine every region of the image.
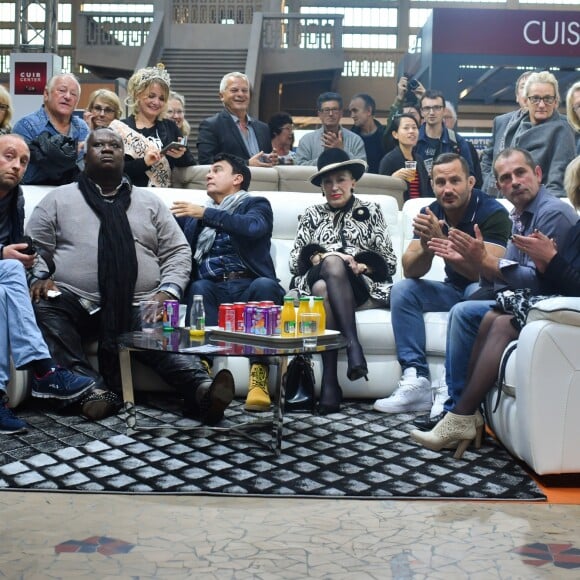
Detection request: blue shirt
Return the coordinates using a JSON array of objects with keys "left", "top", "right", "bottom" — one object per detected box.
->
[
  {"left": 497, "top": 187, "right": 578, "bottom": 292},
  {"left": 12, "top": 106, "right": 89, "bottom": 185}
]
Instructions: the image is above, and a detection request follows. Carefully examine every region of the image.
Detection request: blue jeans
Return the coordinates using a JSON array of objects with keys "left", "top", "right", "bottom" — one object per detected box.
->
[
  {"left": 444, "top": 300, "right": 495, "bottom": 411},
  {"left": 0, "top": 260, "right": 50, "bottom": 389},
  {"left": 390, "top": 278, "right": 478, "bottom": 379},
  {"left": 185, "top": 277, "right": 285, "bottom": 326}
]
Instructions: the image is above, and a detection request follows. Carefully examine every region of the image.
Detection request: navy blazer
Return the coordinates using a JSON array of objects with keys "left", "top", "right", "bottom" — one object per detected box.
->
[
  {"left": 176, "top": 194, "right": 281, "bottom": 284},
  {"left": 197, "top": 109, "right": 272, "bottom": 164}
]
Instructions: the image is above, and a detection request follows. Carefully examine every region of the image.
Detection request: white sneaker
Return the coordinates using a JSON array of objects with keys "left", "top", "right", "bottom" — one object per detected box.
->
[
  {"left": 430, "top": 379, "right": 449, "bottom": 419},
  {"left": 373, "top": 368, "right": 432, "bottom": 413}
]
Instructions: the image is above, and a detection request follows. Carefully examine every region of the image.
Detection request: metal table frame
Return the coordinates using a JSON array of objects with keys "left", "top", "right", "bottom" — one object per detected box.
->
[{"left": 118, "top": 330, "right": 346, "bottom": 456}]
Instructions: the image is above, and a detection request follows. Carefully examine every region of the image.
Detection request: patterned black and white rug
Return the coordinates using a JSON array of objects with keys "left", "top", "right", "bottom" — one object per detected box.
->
[{"left": 0, "top": 397, "right": 545, "bottom": 500}]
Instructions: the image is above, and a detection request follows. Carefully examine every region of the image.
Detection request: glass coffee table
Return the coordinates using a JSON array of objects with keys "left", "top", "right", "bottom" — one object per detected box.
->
[{"left": 117, "top": 328, "right": 346, "bottom": 455}]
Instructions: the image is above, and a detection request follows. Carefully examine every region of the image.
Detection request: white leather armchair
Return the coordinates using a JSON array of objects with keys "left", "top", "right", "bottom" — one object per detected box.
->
[{"left": 485, "top": 297, "right": 580, "bottom": 475}]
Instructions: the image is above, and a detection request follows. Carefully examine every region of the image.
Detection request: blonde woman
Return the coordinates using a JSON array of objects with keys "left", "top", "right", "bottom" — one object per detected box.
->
[
  {"left": 111, "top": 64, "right": 195, "bottom": 187},
  {"left": 0, "top": 85, "right": 13, "bottom": 134},
  {"left": 167, "top": 91, "right": 191, "bottom": 138},
  {"left": 84, "top": 89, "right": 123, "bottom": 130},
  {"left": 566, "top": 81, "right": 580, "bottom": 154}
]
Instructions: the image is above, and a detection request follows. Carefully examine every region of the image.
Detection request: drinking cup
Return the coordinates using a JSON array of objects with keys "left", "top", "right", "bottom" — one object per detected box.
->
[
  {"left": 140, "top": 300, "right": 161, "bottom": 332},
  {"left": 299, "top": 312, "right": 320, "bottom": 349}
]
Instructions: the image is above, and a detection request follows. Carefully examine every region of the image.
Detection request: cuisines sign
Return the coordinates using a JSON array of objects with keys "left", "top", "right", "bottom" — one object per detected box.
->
[{"left": 432, "top": 8, "right": 579, "bottom": 57}]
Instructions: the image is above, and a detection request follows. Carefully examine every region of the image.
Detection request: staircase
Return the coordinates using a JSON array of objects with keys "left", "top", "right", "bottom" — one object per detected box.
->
[{"left": 160, "top": 48, "right": 248, "bottom": 152}]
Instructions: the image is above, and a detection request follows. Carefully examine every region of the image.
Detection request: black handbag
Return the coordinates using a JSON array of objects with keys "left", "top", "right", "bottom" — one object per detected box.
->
[{"left": 284, "top": 354, "right": 315, "bottom": 413}]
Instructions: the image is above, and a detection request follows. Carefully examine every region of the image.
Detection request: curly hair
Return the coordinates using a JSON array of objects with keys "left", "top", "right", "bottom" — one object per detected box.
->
[{"left": 126, "top": 63, "right": 171, "bottom": 117}]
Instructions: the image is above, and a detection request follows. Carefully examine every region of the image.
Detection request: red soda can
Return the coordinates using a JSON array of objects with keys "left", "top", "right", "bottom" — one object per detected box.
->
[
  {"left": 270, "top": 305, "right": 282, "bottom": 335},
  {"left": 234, "top": 302, "right": 246, "bottom": 332},
  {"left": 244, "top": 305, "right": 256, "bottom": 333},
  {"left": 218, "top": 303, "right": 234, "bottom": 329},
  {"left": 163, "top": 300, "right": 179, "bottom": 330},
  {"left": 259, "top": 300, "right": 275, "bottom": 307}
]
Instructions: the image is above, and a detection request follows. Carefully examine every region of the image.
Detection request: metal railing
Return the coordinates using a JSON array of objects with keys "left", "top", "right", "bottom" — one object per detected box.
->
[
  {"left": 261, "top": 13, "right": 343, "bottom": 51},
  {"left": 172, "top": 0, "right": 261, "bottom": 25},
  {"left": 81, "top": 13, "right": 153, "bottom": 48}
]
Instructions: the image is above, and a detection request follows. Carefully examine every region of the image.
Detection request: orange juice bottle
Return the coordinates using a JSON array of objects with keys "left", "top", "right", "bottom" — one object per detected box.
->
[
  {"left": 313, "top": 296, "right": 326, "bottom": 334},
  {"left": 280, "top": 297, "right": 296, "bottom": 337}
]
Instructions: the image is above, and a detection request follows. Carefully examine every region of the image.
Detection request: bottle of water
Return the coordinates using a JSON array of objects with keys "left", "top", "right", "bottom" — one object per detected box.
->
[{"left": 189, "top": 295, "right": 206, "bottom": 338}]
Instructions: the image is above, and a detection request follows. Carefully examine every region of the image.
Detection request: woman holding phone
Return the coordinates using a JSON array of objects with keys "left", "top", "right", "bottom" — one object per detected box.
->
[{"left": 111, "top": 64, "right": 196, "bottom": 187}]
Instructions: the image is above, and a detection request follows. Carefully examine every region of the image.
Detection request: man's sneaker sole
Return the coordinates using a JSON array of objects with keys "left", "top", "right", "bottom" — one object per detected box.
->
[
  {"left": 373, "top": 399, "right": 432, "bottom": 414},
  {"left": 0, "top": 424, "right": 27, "bottom": 435},
  {"left": 32, "top": 379, "right": 95, "bottom": 401}
]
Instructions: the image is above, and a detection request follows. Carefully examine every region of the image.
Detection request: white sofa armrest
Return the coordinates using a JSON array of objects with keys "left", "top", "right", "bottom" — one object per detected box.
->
[{"left": 527, "top": 297, "right": 580, "bottom": 326}]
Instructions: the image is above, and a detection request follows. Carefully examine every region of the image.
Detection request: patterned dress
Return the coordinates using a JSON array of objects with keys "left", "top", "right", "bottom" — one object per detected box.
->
[{"left": 289, "top": 196, "right": 397, "bottom": 303}]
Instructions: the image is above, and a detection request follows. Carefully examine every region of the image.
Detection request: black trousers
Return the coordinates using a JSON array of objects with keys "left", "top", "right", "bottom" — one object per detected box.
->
[{"left": 33, "top": 288, "right": 212, "bottom": 400}]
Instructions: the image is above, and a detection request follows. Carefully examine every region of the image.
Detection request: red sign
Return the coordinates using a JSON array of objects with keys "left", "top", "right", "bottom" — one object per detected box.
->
[
  {"left": 432, "top": 9, "right": 579, "bottom": 57},
  {"left": 14, "top": 62, "right": 47, "bottom": 95}
]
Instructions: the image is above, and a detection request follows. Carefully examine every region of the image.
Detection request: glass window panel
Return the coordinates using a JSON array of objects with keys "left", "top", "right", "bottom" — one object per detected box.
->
[
  {"left": 409, "top": 9, "right": 431, "bottom": 28},
  {"left": 343, "top": 33, "right": 396, "bottom": 49},
  {"left": 0, "top": 29, "right": 13, "bottom": 44},
  {"left": 59, "top": 3, "right": 72, "bottom": 22},
  {"left": 58, "top": 30, "right": 71, "bottom": 45},
  {"left": 301, "top": 6, "right": 396, "bottom": 27},
  {"left": 81, "top": 3, "right": 153, "bottom": 13},
  {"left": 415, "top": 0, "right": 505, "bottom": 3},
  {"left": 0, "top": 4, "right": 15, "bottom": 20}
]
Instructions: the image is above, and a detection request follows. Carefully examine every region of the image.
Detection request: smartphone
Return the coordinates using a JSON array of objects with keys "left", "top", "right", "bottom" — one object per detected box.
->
[{"left": 161, "top": 141, "right": 187, "bottom": 154}]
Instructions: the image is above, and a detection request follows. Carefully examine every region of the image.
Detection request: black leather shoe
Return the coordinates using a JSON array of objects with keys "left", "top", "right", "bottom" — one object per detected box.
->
[
  {"left": 198, "top": 369, "right": 235, "bottom": 426},
  {"left": 412, "top": 411, "right": 447, "bottom": 431}
]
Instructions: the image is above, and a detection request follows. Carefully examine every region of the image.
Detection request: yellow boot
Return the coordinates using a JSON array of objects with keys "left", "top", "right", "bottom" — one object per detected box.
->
[{"left": 245, "top": 363, "right": 271, "bottom": 412}]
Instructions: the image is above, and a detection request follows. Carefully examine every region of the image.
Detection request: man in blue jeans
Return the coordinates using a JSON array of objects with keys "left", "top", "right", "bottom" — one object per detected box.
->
[
  {"left": 426, "top": 147, "right": 578, "bottom": 425},
  {"left": 0, "top": 260, "right": 96, "bottom": 434},
  {"left": 0, "top": 134, "right": 95, "bottom": 434},
  {"left": 373, "top": 153, "right": 511, "bottom": 416}
]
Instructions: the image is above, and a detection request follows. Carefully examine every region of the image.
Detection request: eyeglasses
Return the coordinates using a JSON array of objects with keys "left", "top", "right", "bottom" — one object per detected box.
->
[
  {"left": 527, "top": 95, "right": 556, "bottom": 105},
  {"left": 319, "top": 107, "right": 341, "bottom": 115},
  {"left": 421, "top": 105, "right": 444, "bottom": 113},
  {"left": 0, "top": 104, "right": 8, "bottom": 111},
  {"left": 92, "top": 105, "right": 116, "bottom": 115},
  {"left": 280, "top": 124, "right": 294, "bottom": 132}
]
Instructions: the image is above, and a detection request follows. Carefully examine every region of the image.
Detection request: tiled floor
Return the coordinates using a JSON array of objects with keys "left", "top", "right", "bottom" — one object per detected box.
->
[{"left": 2, "top": 491, "right": 580, "bottom": 578}]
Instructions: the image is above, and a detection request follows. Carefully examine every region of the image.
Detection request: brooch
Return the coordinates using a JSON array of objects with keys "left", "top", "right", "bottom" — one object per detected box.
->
[{"left": 353, "top": 206, "right": 370, "bottom": 221}]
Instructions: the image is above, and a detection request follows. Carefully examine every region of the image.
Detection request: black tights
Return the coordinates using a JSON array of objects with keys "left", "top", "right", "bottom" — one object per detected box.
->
[
  {"left": 454, "top": 311, "right": 519, "bottom": 415},
  {"left": 311, "top": 256, "right": 366, "bottom": 405}
]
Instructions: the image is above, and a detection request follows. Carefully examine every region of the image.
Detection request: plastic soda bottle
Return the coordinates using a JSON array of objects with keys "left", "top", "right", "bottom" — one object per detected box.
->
[
  {"left": 189, "top": 295, "right": 206, "bottom": 338},
  {"left": 280, "top": 296, "right": 297, "bottom": 337},
  {"left": 313, "top": 296, "right": 326, "bottom": 334}
]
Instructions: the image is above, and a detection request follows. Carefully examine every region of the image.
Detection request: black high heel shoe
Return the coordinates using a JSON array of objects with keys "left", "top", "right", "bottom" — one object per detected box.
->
[
  {"left": 317, "top": 384, "right": 343, "bottom": 415},
  {"left": 346, "top": 342, "right": 368, "bottom": 382},
  {"left": 347, "top": 363, "right": 368, "bottom": 382}
]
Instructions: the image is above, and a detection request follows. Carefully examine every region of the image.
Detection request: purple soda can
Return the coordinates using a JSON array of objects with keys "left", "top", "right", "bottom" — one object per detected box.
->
[
  {"left": 254, "top": 306, "right": 269, "bottom": 335},
  {"left": 244, "top": 305, "right": 256, "bottom": 334},
  {"left": 163, "top": 300, "right": 180, "bottom": 330},
  {"left": 270, "top": 305, "right": 281, "bottom": 335}
]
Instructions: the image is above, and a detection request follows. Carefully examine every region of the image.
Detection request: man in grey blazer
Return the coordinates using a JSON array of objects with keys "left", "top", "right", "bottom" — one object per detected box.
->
[{"left": 197, "top": 72, "right": 275, "bottom": 167}]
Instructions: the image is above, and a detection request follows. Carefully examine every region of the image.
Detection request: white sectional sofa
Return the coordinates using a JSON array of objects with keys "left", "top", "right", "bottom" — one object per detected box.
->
[{"left": 7, "top": 180, "right": 580, "bottom": 475}]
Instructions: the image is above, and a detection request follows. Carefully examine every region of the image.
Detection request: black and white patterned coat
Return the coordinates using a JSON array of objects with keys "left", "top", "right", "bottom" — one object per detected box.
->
[{"left": 289, "top": 196, "right": 397, "bottom": 303}]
